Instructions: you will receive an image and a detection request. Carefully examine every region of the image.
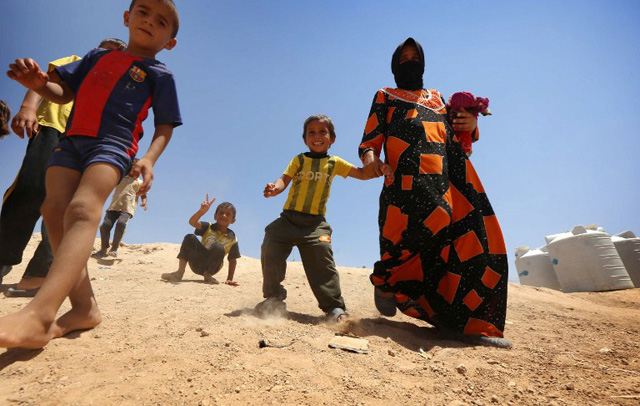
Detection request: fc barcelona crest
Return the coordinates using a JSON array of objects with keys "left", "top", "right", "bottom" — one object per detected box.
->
[{"left": 129, "top": 66, "right": 146, "bottom": 82}]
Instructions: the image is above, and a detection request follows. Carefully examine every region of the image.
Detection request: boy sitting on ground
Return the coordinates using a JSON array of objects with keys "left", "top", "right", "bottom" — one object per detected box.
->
[{"left": 161, "top": 195, "right": 240, "bottom": 286}]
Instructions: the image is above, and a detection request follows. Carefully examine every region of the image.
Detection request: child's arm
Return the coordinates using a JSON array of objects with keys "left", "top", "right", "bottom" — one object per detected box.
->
[
  {"left": 131, "top": 124, "right": 173, "bottom": 196},
  {"left": 355, "top": 154, "right": 395, "bottom": 183},
  {"left": 11, "top": 89, "right": 42, "bottom": 139},
  {"left": 263, "top": 174, "right": 292, "bottom": 198},
  {"left": 7, "top": 58, "right": 74, "bottom": 105},
  {"left": 188, "top": 194, "right": 215, "bottom": 229},
  {"left": 224, "top": 258, "right": 239, "bottom": 286}
]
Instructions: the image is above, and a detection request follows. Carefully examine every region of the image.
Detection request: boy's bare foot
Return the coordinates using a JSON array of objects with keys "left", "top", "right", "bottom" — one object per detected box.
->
[
  {"left": 161, "top": 271, "right": 183, "bottom": 282},
  {"left": 203, "top": 274, "right": 219, "bottom": 284},
  {"left": 49, "top": 298, "right": 102, "bottom": 339},
  {"left": 0, "top": 308, "right": 52, "bottom": 349}
]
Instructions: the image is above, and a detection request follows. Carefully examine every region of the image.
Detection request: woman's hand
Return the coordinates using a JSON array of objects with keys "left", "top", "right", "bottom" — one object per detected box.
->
[
  {"left": 362, "top": 151, "right": 386, "bottom": 179},
  {"left": 451, "top": 108, "right": 477, "bottom": 132}
]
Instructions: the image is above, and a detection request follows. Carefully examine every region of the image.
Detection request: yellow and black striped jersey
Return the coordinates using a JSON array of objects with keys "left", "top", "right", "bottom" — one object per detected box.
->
[{"left": 283, "top": 153, "right": 354, "bottom": 216}]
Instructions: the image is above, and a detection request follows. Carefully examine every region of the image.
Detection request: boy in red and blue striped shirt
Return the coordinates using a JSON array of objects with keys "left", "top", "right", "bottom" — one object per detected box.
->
[{"left": 2, "top": 0, "right": 181, "bottom": 349}]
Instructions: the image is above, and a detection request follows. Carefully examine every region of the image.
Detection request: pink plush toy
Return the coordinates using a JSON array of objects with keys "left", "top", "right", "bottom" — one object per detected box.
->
[{"left": 447, "top": 92, "right": 492, "bottom": 157}]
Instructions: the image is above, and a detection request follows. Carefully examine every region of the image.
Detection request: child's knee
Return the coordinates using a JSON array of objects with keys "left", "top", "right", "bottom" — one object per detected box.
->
[
  {"left": 41, "top": 197, "right": 67, "bottom": 222},
  {"left": 64, "top": 199, "right": 102, "bottom": 225}
]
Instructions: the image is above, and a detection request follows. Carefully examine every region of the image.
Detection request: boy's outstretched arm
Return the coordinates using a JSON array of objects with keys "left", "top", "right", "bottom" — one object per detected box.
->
[
  {"left": 131, "top": 124, "right": 173, "bottom": 196},
  {"left": 348, "top": 164, "right": 394, "bottom": 183},
  {"left": 188, "top": 194, "right": 215, "bottom": 229},
  {"left": 224, "top": 259, "right": 239, "bottom": 286},
  {"left": 263, "top": 174, "right": 292, "bottom": 198},
  {"left": 7, "top": 58, "right": 73, "bottom": 105}
]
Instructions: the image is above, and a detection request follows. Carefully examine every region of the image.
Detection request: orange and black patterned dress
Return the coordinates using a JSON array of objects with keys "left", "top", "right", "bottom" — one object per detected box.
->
[{"left": 359, "top": 87, "right": 508, "bottom": 337}]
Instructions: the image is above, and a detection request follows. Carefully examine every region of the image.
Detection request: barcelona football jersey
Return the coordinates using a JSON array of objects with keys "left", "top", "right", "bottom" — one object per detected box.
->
[{"left": 56, "top": 48, "right": 182, "bottom": 157}]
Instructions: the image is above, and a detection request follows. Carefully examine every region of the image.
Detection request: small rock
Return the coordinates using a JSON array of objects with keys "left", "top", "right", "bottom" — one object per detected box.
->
[
  {"left": 456, "top": 364, "right": 467, "bottom": 375},
  {"left": 195, "top": 327, "right": 203, "bottom": 332},
  {"left": 491, "top": 395, "right": 499, "bottom": 403},
  {"left": 388, "top": 349, "right": 396, "bottom": 357},
  {"left": 508, "top": 381, "right": 516, "bottom": 388},
  {"left": 200, "top": 330, "right": 210, "bottom": 337},
  {"left": 599, "top": 347, "right": 612, "bottom": 354},
  {"left": 565, "top": 383, "right": 575, "bottom": 390}
]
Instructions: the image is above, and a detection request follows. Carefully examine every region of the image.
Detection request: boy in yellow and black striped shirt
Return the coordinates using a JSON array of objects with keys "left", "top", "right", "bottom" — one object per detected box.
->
[{"left": 257, "top": 114, "right": 392, "bottom": 322}]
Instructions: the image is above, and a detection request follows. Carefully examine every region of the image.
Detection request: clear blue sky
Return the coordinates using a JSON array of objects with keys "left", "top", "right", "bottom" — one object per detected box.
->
[{"left": 1, "top": 1, "right": 639, "bottom": 283}]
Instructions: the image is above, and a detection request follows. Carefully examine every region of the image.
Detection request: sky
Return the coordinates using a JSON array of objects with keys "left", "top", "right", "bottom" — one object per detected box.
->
[{"left": 1, "top": 1, "right": 639, "bottom": 283}]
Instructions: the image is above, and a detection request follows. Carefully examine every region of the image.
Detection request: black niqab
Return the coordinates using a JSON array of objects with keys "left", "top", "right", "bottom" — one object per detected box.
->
[{"left": 391, "top": 37, "right": 425, "bottom": 91}]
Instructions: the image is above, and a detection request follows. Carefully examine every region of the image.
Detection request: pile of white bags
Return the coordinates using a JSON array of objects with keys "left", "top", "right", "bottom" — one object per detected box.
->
[{"left": 516, "top": 226, "right": 638, "bottom": 292}]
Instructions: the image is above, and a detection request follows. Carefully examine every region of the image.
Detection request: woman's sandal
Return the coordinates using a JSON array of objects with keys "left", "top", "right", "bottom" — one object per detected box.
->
[
  {"left": 436, "top": 323, "right": 512, "bottom": 348},
  {"left": 374, "top": 288, "right": 397, "bottom": 317}
]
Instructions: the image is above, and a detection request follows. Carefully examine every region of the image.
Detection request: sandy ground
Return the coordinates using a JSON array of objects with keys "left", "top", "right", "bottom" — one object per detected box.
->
[{"left": 0, "top": 233, "right": 638, "bottom": 406}]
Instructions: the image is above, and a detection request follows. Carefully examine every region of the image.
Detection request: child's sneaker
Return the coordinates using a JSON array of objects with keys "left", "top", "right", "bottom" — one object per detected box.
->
[
  {"left": 327, "top": 307, "right": 349, "bottom": 323},
  {"left": 107, "top": 251, "right": 118, "bottom": 258},
  {"left": 91, "top": 251, "right": 107, "bottom": 259},
  {"left": 255, "top": 298, "right": 287, "bottom": 318}
]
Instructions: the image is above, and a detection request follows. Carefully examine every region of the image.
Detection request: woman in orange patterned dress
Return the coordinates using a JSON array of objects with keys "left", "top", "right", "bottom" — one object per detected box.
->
[{"left": 359, "top": 38, "right": 510, "bottom": 347}]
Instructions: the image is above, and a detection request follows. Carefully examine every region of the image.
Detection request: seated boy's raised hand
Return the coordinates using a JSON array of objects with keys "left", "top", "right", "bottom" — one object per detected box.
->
[
  {"left": 7, "top": 58, "right": 49, "bottom": 90},
  {"left": 200, "top": 194, "right": 215, "bottom": 212}
]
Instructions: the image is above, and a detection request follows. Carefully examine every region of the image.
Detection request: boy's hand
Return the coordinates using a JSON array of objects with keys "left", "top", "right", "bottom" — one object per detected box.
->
[
  {"left": 200, "top": 193, "right": 215, "bottom": 212},
  {"left": 131, "top": 158, "right": 154, "bottom": 196},
  {"left": 380, "top": 164, "right": 395, "bottom": 183},
  {"left": 362, "top": 152, "right": 386, "bottom": 179},
  {"left": 451, "top": 108, "right": 477, "bottom": 132},
  {"left": 7, "top": 58, "right": 49, "bottom": 91},
  {"left": 11, "top": 106, "right": 39, "bottom": 139},
  {"left": 224, "top": 280, "right": 239, "bottom": 287},
  {"left": 263, "top": 183, "right": 280, "bottom": 198}
]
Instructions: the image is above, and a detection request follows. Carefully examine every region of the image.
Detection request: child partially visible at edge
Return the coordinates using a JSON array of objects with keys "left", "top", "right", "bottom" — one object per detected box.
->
[
  {"left": 1, "top": 0, "right": 182, "bottom": 349},
  {"left": 0, "top": 100, "right": 10, "bottom": 138},
  {"left": 257, "top": 114, "right": 393, "bottom": 323},
  {"left": 161, "top": 196, "right": 240, "bottom": 286}
]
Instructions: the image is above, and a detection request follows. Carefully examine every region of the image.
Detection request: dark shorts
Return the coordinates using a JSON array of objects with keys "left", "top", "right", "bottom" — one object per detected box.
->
[{"left": 48, "top": 136, "right": 132, "bottom": 180}]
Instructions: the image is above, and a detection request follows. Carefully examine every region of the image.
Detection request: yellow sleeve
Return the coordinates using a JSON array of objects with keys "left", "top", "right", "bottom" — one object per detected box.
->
[
  {"left": 283, "top": 155, "right": 301, "bottom": 178},
  {"left": 47, "top": 55, "right": 81, "bottom": 73},
  {"left": 334, "top": 156, "right": 355, "bottom": 178}
]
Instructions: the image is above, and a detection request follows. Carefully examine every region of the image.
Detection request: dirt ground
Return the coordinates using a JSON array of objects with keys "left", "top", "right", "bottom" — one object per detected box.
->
[{"left": 0, "top": 234, "right": 638, "bottom": 406}]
